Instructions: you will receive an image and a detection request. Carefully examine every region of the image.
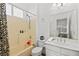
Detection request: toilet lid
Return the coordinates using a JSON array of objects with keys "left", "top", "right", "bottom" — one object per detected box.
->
[{"left": 32, "top": 47, "right": 42, "bottom": 53}]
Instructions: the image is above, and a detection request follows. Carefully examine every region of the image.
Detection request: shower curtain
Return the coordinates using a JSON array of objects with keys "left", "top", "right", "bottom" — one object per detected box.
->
[{"left": 0, "top": 3, "right": 9, "bottom": 56}]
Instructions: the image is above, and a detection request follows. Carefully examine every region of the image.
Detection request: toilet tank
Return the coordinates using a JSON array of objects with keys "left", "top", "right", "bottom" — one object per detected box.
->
[{"left": 37, "top": 40, "right": 45, "bottom": 47}]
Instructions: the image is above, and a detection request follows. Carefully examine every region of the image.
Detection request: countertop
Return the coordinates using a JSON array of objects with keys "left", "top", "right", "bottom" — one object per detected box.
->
[{"left": 45, "top": 37, "right": 79, "bottom": 51}]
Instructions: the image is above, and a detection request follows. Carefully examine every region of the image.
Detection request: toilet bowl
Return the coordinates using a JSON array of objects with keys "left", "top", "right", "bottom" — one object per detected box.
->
[
  {"left": 32, "top": 47, "right": 42, "bottom": 56},
  {"left": 32, "top": 39, "right": 45, "bottom": 56}
]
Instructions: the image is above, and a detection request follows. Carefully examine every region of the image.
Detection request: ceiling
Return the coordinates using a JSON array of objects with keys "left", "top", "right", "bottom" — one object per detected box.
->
[{"left": 12, "top": 3, "right": 38, "bottom": 15}]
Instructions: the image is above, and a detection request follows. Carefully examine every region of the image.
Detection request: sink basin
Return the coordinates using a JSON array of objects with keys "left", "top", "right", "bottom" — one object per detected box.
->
[{"left": 47, "top": 37, "right": 64, "bottom": 43}]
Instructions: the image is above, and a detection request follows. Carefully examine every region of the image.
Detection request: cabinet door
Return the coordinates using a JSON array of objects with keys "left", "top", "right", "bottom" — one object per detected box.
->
[
  {"left": 61, "top": 48, "right": 79, "bottom": 56},
  {"left": 45, "top": 44, "right": 60, "bottom": 52},
  {"left": 46, "top": 49, "right": 60, "bottom": 56}
]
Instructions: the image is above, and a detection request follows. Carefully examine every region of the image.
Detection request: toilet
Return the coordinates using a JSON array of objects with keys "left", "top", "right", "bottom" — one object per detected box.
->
[
  {"left": 32, "top": 47, "right": 43, "bottom": 56},
  {"left": 32, "top": 36, "right": 45, "bottom": 56}
]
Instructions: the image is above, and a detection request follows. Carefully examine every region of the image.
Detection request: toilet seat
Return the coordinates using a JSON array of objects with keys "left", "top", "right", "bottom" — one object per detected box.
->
[{"left": 32, "top": 47, "right": 42, "bottom": 56}]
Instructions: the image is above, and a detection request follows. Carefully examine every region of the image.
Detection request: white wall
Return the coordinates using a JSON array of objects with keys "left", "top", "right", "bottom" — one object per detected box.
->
[
  {"left": 9, "top": 3, "right": 79, "bottom": 41},
  {"left": 37, "top": 3, "right": 79, "bottom": 41},
  {"left": 50, "top": 10, "right": 77, "bottom": 39},
  {"left": 11, "top": 3, "right": 51, "bottom": 41},
  {"left": 36, "top": 3, "right": 52, "bottom": 41},
  {"left": 50, "top": 3, "right": 79, "bottom": 40},
  {"left": 75, "top": 4, "right": 79, "bottom": 41}
]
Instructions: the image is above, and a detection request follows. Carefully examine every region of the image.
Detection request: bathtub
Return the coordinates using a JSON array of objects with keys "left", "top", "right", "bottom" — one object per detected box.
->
[
  {"left": 9, "top": 45, "right": 34, "bottom": 56},
  {"left": 16, "top": 45, "right": 34, "bottom": 56}
]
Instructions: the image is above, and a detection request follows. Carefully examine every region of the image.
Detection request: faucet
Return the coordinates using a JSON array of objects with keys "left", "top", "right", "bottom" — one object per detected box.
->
[
  {"left": 60, "top": 38, "right": 62, "bottom": 42},
  {"left": 57, "top": 37, "right": 62, "bottom": 42},
  {"left": 59, "top": 37, "right": 66, "bottom": 43},
  {"left": 57, "top": 37, "right": 66, "bottom": 43}
]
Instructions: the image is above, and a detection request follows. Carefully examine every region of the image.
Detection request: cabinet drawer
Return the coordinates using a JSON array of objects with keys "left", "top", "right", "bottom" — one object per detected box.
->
[
  {"left": 45, "top": 44, "right": 60, "bottom": 52},
  {"left": 61, "top": 48, "right": 79, "bottom": 56},
  {"left": 46, "top": 49, "right": 60, "bottom": 56}
]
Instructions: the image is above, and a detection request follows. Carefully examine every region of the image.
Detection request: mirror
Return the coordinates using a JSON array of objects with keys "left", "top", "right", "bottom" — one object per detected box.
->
[
  {"left": 57, "top": 18, "right": 69, "bottom": 38},
  {"left": 50, "top": 10, "right": 78, "bottom": 40}
]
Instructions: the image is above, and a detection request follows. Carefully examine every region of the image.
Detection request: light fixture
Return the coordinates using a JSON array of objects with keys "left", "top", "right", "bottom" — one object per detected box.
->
[{"left": 52, "top": 3, "right": 63, "bottom": 7}]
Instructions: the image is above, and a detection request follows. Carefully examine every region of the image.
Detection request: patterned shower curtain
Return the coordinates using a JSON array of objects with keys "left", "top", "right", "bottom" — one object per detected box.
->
[{"left": 0, "top": 3, "right": 9, "bottom": 56}]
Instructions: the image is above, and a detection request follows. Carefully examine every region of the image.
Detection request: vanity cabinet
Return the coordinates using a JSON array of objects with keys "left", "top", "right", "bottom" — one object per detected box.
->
[
  {"left": 46, "top": 49, "right": 60, "bottom": 56},
  {"left": 61, "top": 48, "right": 79, "bottom": 56},
  {"left": 45, "top": 44, "right": 79, "bottom": 56},
  {"left": 45, "top": 44, "right": 61, "bottom": 56}
]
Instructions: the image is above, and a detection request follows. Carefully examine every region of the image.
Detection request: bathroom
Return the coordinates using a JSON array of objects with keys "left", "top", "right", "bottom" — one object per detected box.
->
[{"left": 0, "top": 3, "right": 79, "bottom": 56}]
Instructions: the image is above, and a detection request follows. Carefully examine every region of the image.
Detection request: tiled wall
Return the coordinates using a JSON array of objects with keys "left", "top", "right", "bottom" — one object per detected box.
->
[{"left": 7, "top": 15, "right": 36, "bottom": 55}]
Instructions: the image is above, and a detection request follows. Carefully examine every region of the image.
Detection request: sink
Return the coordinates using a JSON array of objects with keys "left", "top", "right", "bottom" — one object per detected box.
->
[
  {"left": 45, "top": 37, "right": 79, "bottom": 51},
  {"left": 47, "top": 37, "right": 65, "bottom": 43},
  {"left": 47, "top": 37, "right": 79, "bottom": 47}
]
